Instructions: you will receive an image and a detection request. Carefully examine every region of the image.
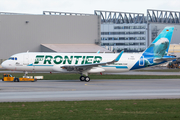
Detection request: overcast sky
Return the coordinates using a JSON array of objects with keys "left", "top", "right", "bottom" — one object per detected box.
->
[{"left": 0, "top": 0, "right": 180, "bottom": 14}]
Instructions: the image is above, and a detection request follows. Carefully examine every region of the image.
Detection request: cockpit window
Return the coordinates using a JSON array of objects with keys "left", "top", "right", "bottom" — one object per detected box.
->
[{"left": 8, "top": 57, "right": 17, "bottom": 60}]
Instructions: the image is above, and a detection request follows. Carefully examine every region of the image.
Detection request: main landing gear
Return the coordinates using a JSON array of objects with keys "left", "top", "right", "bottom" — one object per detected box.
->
[
  {"left": 79, "top": 72, "right": 90, "bottom": 82},
  {"left": 79, "top": 76, "right": 90, "bottom": 82}
]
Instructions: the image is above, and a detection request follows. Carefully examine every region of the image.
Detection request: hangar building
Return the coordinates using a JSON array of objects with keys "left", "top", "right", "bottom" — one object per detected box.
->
[
  {"left": 1, "top": 9, "right": 180, "bottom": 63},
  {"left": 0, "top": 11, "right": 109, "bottom": 62}
]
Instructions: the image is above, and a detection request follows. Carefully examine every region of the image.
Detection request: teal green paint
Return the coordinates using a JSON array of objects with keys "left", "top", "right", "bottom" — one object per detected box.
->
[
  {"left": 93, "top": 56, "right": 102, "bottom": 63},
  {"left": 63, "top": 56, "right": 73, "bottom": 64},
  {"left": 74, "top": 56, "right": 82, "bottom": 64},
  {"left": 54, "top": 56, "right": 63, "bottom": 64},
  {"left": 85, "top": 56, "right": 93, "bottom": 64},
  {"left": 34, "top": 55, "right": 44, "bottom": 64},
  {"left": 34, "top": 55, "right": 103, "bottom": 65},
  {"left": 44, "top": 56, "right": 53, "bottom": 64},
  {"left": 81, "top": 56, "right": 86, "bottom": 64}
]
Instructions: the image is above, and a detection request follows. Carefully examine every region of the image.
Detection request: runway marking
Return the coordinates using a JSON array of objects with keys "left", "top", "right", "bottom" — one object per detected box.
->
[
  {"left": 85, "top": 83, "right": 96, "bottom": 86},
  {"left": 83, "top": 80, "right": 150, "bottom": 86}
]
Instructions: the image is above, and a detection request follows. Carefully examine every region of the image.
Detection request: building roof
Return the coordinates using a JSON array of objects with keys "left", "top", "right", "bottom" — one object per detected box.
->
[
  {"left": 169, "top": 44, "right": 180, "bottom": 53},
  {"left": 168, "top": 44, "right": 180, "bottom": 57},
  {"left": 41, "top": 44, "right": 112, "bottom": 53}
]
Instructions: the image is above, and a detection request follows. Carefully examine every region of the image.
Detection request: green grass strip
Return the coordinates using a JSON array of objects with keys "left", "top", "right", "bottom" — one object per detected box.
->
[
  {"left": 136, "top": 69, "right": 180, "bottom": 72},
  {"left": 0, "top": 99, "right": 180, "bottom": 120}
]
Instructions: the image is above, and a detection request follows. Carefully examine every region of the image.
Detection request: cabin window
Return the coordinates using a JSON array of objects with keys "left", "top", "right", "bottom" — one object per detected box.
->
[{"left": 8, "top": 57, "right": 13, "bottom": 60}]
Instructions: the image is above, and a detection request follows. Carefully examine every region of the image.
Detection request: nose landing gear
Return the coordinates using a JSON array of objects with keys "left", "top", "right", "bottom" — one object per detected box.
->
[{"left": 24, "top": 71, "right": 28, "bottom": 78}]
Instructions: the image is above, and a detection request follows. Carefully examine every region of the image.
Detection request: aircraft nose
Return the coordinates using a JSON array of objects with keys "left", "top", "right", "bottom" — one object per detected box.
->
[{"left": 1, "top": 60, "right": 8, "bottom": 69}]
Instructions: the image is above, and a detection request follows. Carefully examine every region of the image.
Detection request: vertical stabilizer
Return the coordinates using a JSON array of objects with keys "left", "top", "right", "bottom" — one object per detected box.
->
[{"left": 143, "top": 27, "right": 174, "bottom": 57}]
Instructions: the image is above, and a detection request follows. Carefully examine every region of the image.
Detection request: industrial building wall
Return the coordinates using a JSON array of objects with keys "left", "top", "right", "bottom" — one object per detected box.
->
[{"left": 0, "top": 15, "right": 100, "bottom": 59}]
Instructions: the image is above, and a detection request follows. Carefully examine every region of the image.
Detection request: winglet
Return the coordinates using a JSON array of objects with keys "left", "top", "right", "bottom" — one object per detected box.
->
[
  {"left": 114, "top": 51, "right": 124, "bottom": 62},
  {"left": 97, "top": 50, "right": 100, "bottom": 53}
]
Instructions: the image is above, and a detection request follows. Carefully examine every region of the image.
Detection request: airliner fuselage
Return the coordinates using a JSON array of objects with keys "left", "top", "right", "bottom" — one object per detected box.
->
[{"left": 2, "top": 52, "right": 142, "bottom": 73}]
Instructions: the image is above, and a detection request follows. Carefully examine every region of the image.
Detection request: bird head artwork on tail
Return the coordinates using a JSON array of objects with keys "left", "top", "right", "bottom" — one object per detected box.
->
[{"left": 143, "top": 27, "right": 174, "bottom": 57}]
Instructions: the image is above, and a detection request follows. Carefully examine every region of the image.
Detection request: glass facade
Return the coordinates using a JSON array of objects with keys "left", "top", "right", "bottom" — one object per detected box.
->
[
  {"left": 96, "top": 10, "right": 180, "bottom": 53},
  {"left": 101, "top": 24, "right": 147, "bottom": 52}
]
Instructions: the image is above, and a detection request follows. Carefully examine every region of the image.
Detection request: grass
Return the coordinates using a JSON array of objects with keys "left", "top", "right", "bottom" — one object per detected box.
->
[
  {"left": 1, "top": 73, "right": 180, "bottom": 80},
  {"left": 0, "top": 99, "right": 180, "bottom": 120}
]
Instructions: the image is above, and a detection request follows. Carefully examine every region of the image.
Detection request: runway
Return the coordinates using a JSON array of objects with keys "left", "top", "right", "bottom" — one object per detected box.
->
[
  {"left": 0, "top": 79, "right": 180, "bottom": 102},
  {"left": 1, "top": 70, "right": 180, "bottom": 75}
]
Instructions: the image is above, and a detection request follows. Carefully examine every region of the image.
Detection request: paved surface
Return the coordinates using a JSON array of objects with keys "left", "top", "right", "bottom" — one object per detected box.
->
[{"left": 0, "top": 79, "right": 180, "bottom": 102}]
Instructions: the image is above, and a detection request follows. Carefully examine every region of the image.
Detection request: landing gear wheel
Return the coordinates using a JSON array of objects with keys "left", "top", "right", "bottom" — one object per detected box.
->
[
  {"left": 85, "top": 76, "right": 90, "bottom": 82},
  {"left": 80, "top": 76, "right": 85, "bottom": 81}
]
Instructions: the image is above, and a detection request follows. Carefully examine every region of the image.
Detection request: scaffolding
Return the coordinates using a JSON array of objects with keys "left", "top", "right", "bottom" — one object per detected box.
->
[
  {"left": 94, "top": 10, "right": 145, "bottom": 24},
  {"left": 147, "top": 9, "right": 180, "bottom": 24}
]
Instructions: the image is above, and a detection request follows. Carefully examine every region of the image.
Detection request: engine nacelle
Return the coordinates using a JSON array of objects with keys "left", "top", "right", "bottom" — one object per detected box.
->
[
  {"left": 88, "top": 67, "right": 105, "bottom": 73},
  {"left": 52, "top": 65, "right": 67, "bottom": 72}
]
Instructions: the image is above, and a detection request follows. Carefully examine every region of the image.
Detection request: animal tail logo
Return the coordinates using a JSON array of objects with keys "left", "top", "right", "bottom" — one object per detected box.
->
[{"left": 143, "top": 27, "right": 174, "bottom": 57}]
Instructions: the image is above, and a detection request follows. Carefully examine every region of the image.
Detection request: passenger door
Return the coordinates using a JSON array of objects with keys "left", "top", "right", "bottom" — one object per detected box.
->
[{"left": 23, "top": 55, "right": 29, "bottom": 65}]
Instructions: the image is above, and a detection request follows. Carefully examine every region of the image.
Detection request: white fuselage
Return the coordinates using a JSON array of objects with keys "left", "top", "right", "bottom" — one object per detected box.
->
[{"left": 1, "top": 52, "right": 142, "bottom": 73}]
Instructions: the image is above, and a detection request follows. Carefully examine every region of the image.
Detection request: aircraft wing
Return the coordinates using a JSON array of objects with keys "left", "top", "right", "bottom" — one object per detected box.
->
[{"left": 61, "top": 51, "right": 124, "bottom": 71}]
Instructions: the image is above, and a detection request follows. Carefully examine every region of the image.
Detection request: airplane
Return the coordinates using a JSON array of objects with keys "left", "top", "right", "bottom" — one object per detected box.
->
[{"left": 1, "top": 27, "right": 176, "bottom": 82}]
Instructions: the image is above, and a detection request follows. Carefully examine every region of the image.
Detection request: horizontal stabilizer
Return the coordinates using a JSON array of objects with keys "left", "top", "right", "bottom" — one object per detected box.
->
[{"left": 154, "top": 57, "right": 178, "bottom": 62}]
